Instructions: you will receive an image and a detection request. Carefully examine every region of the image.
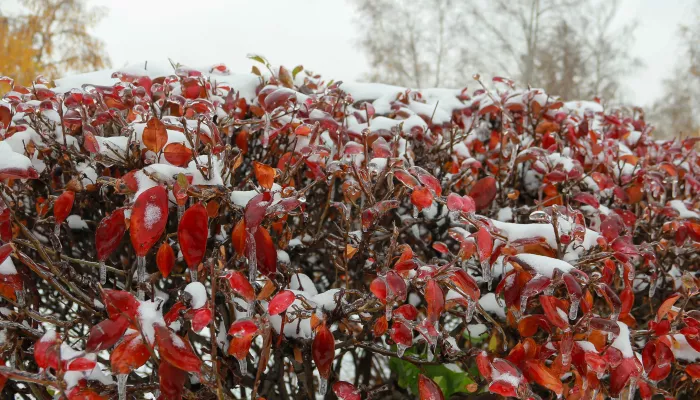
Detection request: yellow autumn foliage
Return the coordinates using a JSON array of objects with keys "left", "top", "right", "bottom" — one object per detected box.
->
[{"left": 0, "top": 0, "right": 110, "bottom": 86}]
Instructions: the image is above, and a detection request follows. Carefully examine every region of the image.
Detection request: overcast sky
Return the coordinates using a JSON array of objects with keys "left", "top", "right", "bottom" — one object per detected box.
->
[{"left": 90, "top": 0, "right": 695, "bottom": 108}]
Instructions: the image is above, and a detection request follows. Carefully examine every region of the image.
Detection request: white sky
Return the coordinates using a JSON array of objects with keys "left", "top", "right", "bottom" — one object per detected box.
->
[{"left": 87, "top": 0, "right": 695, "bottom": 107}]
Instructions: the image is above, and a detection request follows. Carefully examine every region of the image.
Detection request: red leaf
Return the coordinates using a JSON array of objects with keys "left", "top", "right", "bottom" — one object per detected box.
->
[
  {"left": 95, "top": 208, "right": 126, "bottom": 262},
  {"left": 102, "top": 289, "right": 140, "bottom": 320},
  {"left": 83, "top": 130, "right": 101, "bottom": 154},
  {"left": 473, "top": 227, "right": 493, "bottom": 263},
  {"left": 476, "top": 351, "right": 492, "bottom": 380},
  {"left": 142, "top": 117, "right": 168, "bottom": 153},
  {"left": 620, "top": 287, "right": 634, "bottom": 318},
  {"left": 0, "top": 104, "right": 11, "bottom": 129},
  {"left": 86, "top": 315, "right": 130, "bottom": 352},
  {"left": 34, "top": 331, "right": 61, "bottom": 370},
  {"left": 54, "top": 191, "right": 75, "bottom": 224},
  {"left": 394, "top": 169, "right": 420, "bottom": 189},
  {"left": 156, "top": 242, "right": 175, "bottom": 278},
  {"left": 158, "top": 360, "right": 187, "bottom": 400},
  {"left": 432, "top": 241, "right": 450, "bottom": 254},
  {"left": 642, "top": 340, "right": 674, "bottom": 381},
  {"left": 409, "top": 166, "right": 442, "bottom": 196},
  {"left": 130, "top": 186, "right": 169, "bottom": 257},
  {"left": 254, "top": 226, "right": 277, "bottom": 278},
  {"left": 394, "top": 304, "right": 419, "bottom": 321},
  {"left": 111, "top": 332, "right": 150, "bottom": 374},
  {"left": 446, "top": 193, "right": 464, "bottom": 212},
  {"left": 609, "top": 357, "right": 641, "bottom": 396},
  {"left": 449, "top": 268, "right": 480, "bottom": 301},
  {"left": 223, "top": 270, "right": 255, "bottom": 302},
  {"left": 190, "top": 307, "right": 211, "bottom": 332},
  {"left": 154, "top": 325, "right": 201, "bottom": 372},
  {"left": 312, "top": 323, "right": 335, "bottom": 379},
  {"left": 540, "top": 295, "right": 569, "bottom": 329},
  {"left": 584, "top": 352, "right": 607, "bottom": 374},
  {"left": 425, "top": 279, "right": 444, "bottom": 323},
  {"left": 370, "top": 277, "right": 387, "bottom": 304},
  {"left": 489, "top": 380, "right": 518, "bottom": 397},
  {"left": 469, "top": 176, "right": 497, "bottom": 210},
  {"left": 164, "top": 302, "right": 186, "bottom": 327},
  {"left": 268, "top": 290, "right": 295, "bottom": 315},
  {"left": 446, "top": 193, "right": 475, "bottom": 213},
  {"left": 263, "top": 87, "right": 297, "bottom": 110},
  {"left": 333, "top": 381, "right": 361, "bottom": 400},
  {"left": 65, "top": 357, "right": 96, "bottom": 373},
  {"left": 0, "top": 243, "right": 12, "bottom": 265},
  {"left": 178, "top": 203, "right": 209, "bottom": 269},
  {"left": 390, "top": 320, "right": 412, "bottom": 347},
  {"left": 418, "top": 374, "right": 445, "bottom": 400},
  {"left": 66, "top": 387, "right": 104, "bottom": 400},
  {"left": 228, "top": 319, "right": 258, "bottom": 359},
  {"left": 386, "top": 271, "right": 407, "bottom": 302},
  {"left": 686, "top": 364, "right": 700, "bottom": 379},
  {"left": 244, "top": 192, "right": 271, "bottom": 228},
  {"left": 411, "top": 186, "right": 433, "bottom": 211},
  {"left": 572, "top": 192, "right": 600, "bottom": 209}
]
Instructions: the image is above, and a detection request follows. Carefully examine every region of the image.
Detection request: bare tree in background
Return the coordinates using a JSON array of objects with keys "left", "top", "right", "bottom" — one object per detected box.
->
[
  {"left": 352, "top": 0, "right": 639, "bottom": 102},
  {"left": 532, "top": 0, "right": 641, "bottom": 100},
  {"left": 352, "top": 0, "right": 478, "bottom": 88},
  {"left": 470, "top": 0, "right": 583, "bottom": 87},
  {"left": 651, "top": 1, "right": 700, "bottom": 138}
]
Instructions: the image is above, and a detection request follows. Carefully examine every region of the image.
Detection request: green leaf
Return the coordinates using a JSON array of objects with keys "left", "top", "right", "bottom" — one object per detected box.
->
[
  {"left": 177, "top": 173, "right": 189, "bottom": 190},
  {"left": 247, "top": 54, "right": 269, "bottom": 66},
  {"left": 292, "top": 65, "right": 304, "bottom": 79},
  {"left": 251, "top": 66, "right": 262, "bottom": 77},
  {"left": 389, "top": 352, "right": 474, "bottom": 398}
]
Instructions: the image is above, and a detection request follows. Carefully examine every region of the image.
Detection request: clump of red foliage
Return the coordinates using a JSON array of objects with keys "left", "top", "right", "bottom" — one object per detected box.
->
[{"left": 0, "top": 60, "right": 698, "bottom": 400}]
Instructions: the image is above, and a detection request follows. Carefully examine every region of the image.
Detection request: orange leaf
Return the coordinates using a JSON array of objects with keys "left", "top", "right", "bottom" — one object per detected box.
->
[
  {"left": 257, "top": 279, "right": 276, "bottom": 301},
  {"left": 232, "top": 220, "right": 247, "bottom": 256},
  {"left": 524, "top": 360, "right": 563, "bottom": 395},
  {"left": 111, "top": 332, "right": 150, "bottom": 374},
  {"left": 411, "top": 186, "right": 433, "bottom": 210},
  {"left": 154, "top": 326, "right": 201, "bottom": 372},
  {"left": 345, "top": 244, "right": 358, "bottom": 259},
  {"left": 142, "top": 117, "right": 168, "bottom": 153},
  {"left": 156, "top": 242, "right": 175, "bottom": 278},
  {"left": 657, "top": 294, "right": 681, "bottom": 321},
  {"left": 625, "top": 184, "right": 643, "bottom": 204},
  {"left": 163, "top": 143, "right": 192, "bottom": 167},
  {"left": 253, "top": 161, "right": 275, "bottom": 190}
]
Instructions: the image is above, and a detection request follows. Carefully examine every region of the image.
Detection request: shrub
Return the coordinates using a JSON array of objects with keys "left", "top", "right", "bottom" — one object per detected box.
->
[{"left": 0, "top": 59, "right": 698, "bottom": 400}]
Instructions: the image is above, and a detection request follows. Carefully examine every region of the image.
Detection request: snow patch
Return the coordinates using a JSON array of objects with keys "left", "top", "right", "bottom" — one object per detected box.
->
[{"left": 184, "top": 282, "right": 207, "bottom": 309}]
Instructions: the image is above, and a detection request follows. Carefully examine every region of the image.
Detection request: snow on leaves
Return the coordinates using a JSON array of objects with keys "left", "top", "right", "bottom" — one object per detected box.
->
[{"left": 0, "top": 60, "right": 698, "bottom": 400}]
